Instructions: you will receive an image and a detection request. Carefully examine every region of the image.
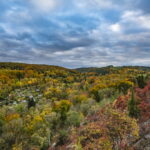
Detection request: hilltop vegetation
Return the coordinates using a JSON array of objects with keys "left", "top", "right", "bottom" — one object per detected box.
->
[
  {"left": 0, "top": 62, "right": 150, "bottom": 150},
  {"left": 76, "top": 65, "right": 150, "bottom": 75}
]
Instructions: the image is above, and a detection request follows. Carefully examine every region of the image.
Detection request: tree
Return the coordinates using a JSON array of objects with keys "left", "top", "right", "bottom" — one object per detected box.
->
[
  {"left": 117, "top": 80, "right": 133, "bottom": 95},
  {"left": 136, "top": 75, "right": 147, "bottom": 88},
  {"left": 90, "top": 86, "right": 104, "bottom": 102},
  {"left": 27, "top": 96, "right": 36, "bottom": 109},
  {"left": 52, "top": 100, "right": 72, "bottom": 121},
  {"left": 128, "top": 88, "right": 140, "bottom": 118}
]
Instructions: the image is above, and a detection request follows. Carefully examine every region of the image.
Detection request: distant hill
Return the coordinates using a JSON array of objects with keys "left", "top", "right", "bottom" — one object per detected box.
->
[
  {"left": 0, "top": 62, "right": 77, "bottom": 74},
  {"left": 76, "top": 65, "right": 150, "bottom": 75},
  {"left": 0, "top": 62, "right": 66, "bottom": 70},
  {"left": 0, "top": 62, "right": 150, "bottom": 75}
]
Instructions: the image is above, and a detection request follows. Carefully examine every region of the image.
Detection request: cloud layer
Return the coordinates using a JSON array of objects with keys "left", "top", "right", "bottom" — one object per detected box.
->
[{"left": 0, "top": 0, "right": 150, "bottom": 68}]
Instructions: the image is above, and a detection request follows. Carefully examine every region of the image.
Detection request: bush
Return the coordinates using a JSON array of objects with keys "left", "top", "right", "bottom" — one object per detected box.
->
[
  {"left": 57, "top": 130, "right": 69, "bottom": 146},
  {"left": 72, "top": 94, "right": 88, "bottom": 105},
  {"left": 66, "top": 111, "right": 84, "bottom": 127},
  {"left": 90, "top": 87, "right": 103, "bottom": 102},
  {"left": 117, "top": 80, "right": 133, "bottom": 94},
  {"left": 52, "top": 100, "right": 72, "bottom": 121},
  {"left": 66, "top": 107, "right": 139, "bottom": 150}
]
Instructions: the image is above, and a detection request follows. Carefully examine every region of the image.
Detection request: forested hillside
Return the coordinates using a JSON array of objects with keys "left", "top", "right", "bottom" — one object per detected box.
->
[
  {"left": 76, "top": 65, "right": 150, "bottom": 75},
  {"left": 0, "top": 62, "right": 150, "bottom": 150}
]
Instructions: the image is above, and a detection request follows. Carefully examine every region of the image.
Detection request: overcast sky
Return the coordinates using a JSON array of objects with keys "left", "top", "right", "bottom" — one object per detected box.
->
[{"left": 0, "top": 0, "right": 150, "bottom": 68}]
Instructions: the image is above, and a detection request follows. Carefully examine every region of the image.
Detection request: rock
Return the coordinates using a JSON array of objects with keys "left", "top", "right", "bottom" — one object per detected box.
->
[
  {"left": 145, "top": 134, "right": 150, "bottom": 140},
  {"left": 134, "top": 136, "right": 150, "bottom": 150}
]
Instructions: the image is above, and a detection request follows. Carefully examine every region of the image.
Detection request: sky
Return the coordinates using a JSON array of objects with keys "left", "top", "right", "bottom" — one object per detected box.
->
[{"left": 0, "top": 0, "right": 150, "bottom": 68}]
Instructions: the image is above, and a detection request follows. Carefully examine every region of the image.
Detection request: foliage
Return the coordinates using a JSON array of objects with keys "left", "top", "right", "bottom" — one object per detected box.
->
[
  {"left": 52, "top": 100, "right": 72, "bottom": 121},
  {"left": 128, "top": 88, "right": 140, "bottom": 118},
  {"left": 135, "top": 82, "right": 150, "bottom": 122},
  {"left": 66, "top": 111, "right": 84, "bottom": 127},
  {"left": 136, "top": 75, "right": 147, "bottom": 88},
  {"left": 0, "top": 62, "right": 149, "bottom": 149},
  {"left": 117, "top": 80, "right": 133, "bottom": 94},
  {"left": 67, "top": 106, "right": 139, "bottom": 150}
]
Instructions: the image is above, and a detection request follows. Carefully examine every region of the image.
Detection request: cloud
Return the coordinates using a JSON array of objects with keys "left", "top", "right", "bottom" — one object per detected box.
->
[
  {"left": 76, "top": 0, "right": 116, "bottom": 9},
  {"left": 109, "top": 23, "right": 122, "bottom": 33},
  {"left": 0, "top": 0, "right": 150, "bottom": 68},
  {"left": 30, "top": 0, "right": 59, "bottom": 12},
  {"left": 136, "top": 0, "right": 150, "bottom": 13},
  {"left": 121, "top": 10, "right": 150, "bottom": 30}
]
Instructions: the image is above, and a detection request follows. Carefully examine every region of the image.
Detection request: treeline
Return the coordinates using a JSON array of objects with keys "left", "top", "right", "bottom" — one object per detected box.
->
[{"left": 76, "top": 65, "right": 150, "bottom": 75}]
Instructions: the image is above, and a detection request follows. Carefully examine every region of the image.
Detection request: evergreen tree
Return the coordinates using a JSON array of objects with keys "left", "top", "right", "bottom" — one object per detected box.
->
[
  {"left": 27, "top": 96, "right": 36, "bottom": 109},
  {"left": 136, "top": 75, "right": 146, "bottom": 88},
  {"left": 128, "top": 88, "right": 139, "bottom": 118}
]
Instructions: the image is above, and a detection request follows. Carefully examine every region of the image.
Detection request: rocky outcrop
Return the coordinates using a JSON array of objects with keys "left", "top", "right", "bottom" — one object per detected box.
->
[{"left": 134, "top": 133, "right": 150, "bottom": 150}]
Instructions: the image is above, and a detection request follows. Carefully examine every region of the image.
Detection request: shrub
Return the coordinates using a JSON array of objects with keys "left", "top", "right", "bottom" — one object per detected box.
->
[
  {"left": 90, "top": 86, "right": 103, "bottom": 102},
  {"left": 66, "top": 107, "right": 139, "bottom": 150},
  {"left": 66, "top": 111, "right": 84, "bottom": 127},
  {"left": 72, "top": 94, "right": 88, "bottom": 105},
  {"left": 52, "top": 100, "right": 72, "bottom": 121},
  {"left": 117, "top": 80, "right": 133, "bottom": 94}
]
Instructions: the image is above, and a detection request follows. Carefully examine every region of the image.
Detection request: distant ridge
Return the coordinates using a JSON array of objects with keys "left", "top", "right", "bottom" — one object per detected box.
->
[
  {"left": 0, "top": 62, "right": 77, "bottom": 73},
  {"left": 0, "top": 62, "right": 150, "bottom": 74},
  {"left": 76, "top": 65, "right": 150, "bottom": 75}
]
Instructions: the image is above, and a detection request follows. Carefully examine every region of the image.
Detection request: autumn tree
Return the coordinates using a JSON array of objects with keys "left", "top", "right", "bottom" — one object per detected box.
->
[
  {"left": 117, "top": 80, "right": 133, "bottom": 95},
  {"left": 52, "top": 100, "right": 72, "bottom": 121}
]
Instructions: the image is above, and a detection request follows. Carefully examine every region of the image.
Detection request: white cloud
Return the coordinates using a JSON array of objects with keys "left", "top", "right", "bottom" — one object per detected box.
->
[
  {"left": 122, "top": 10, "right": 141, "bottom": 19},
  {"left": 30, "top": 0, "right": 58, "bottom": 12},
  {"left": 53, "top": 47, "right": 85, "bottom": 56},
  {"left": 109, "top": 23, "right": 121, "bottom": 32},
  {"left": 75, "top": 0, "right": 117, "bottom": 10},
  {"left": 122, "top": 10, "right": 150, "bottom": 30}
]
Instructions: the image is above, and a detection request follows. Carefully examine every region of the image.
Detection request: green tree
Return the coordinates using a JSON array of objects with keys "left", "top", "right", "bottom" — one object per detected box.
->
[
  {"left": 128, "top": 89, "right": 139, "bottom": 118},
  {"left": 136, "top": 75, "right": 146, "bottom": 88},
  {"left": 27, "top": 96, "right": 36, "bottom": 109}
]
